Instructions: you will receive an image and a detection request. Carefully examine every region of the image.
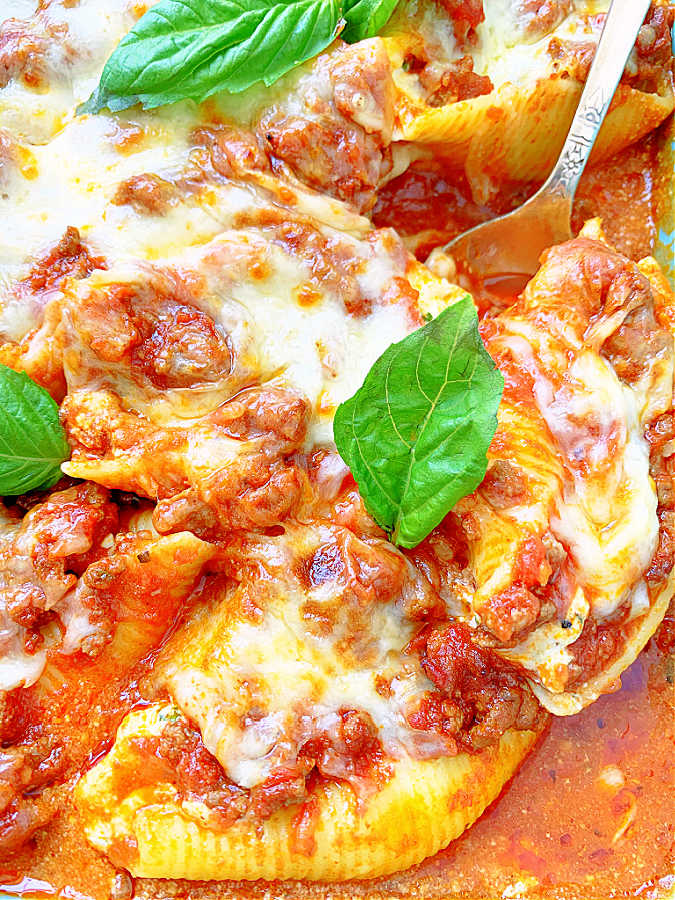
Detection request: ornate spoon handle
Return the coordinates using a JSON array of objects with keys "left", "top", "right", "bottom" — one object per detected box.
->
[{"left": 544, "top": 0, "right": 652, "bottom": 203}]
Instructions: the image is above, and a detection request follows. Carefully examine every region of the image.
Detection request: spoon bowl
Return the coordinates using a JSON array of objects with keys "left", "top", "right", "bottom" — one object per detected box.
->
[{"left": 444, "top": 0, "right": 653, "bottom": 282}]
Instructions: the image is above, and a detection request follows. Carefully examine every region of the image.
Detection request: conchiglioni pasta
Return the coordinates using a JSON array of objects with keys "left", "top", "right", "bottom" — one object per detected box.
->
[
  {"left": 73, "top": 501, "right": 547, "bottom": 880},
  {"left": 76, "top": 703, "right": 539, "bottom": 881},
  {"left": 450, "top": 222, "right": 675, "bottom": 711},
  {"left": 384, "top": 3, "right": 674, "bottom": 200}
]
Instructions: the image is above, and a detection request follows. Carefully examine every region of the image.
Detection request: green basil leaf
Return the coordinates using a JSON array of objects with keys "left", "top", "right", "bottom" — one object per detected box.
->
[
  {"left": 79, "top": 0, "right": 343, "bottom": 114},
  {"left": 342, "top": 0, "right": 399, "bottom": 42},
  {"left": 0, "top": 365, "right": 70, "bottom": 496},
  {"left": 333, "top": 298, "right": 503, "bottom": 549}
]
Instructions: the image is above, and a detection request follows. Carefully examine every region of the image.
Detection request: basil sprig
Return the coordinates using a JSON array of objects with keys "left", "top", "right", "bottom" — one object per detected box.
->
[
  {"left": 334, "top": 299, "right": 503, "bottom": 549},
  {"left": 80, "top": 0, "right": 400, "bottom": 115},
  {"left": 340, "top": 0, "right": 398, "bottom": 41},
  {"left": 0, "top": 364, "right": 70, "bottom": 496}
]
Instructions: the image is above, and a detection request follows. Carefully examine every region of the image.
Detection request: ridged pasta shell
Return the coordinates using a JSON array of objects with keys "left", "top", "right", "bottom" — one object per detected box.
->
[
  {"left": 392, "top": 76, "right": 674, "bottom": 205},
  {"left": 76, "top": 704, "right": 541, "bottom": 882},
  {"left": 529, "top": 476, "right": 675, "bottom": 715}
]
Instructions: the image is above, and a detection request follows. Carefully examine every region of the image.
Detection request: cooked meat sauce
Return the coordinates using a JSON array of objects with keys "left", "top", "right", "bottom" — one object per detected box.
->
[
  {"left": 373, "top": 130, "right": 667, "bottom": 271},
  {"left": 0, "top": 114, "right": 672, "bottom": 895},
  {"left": 548, "top": 5, "right": 674, "bottom": 94},
  {"left": 0, "top": 473, "right": 539, "bottom": 860}
]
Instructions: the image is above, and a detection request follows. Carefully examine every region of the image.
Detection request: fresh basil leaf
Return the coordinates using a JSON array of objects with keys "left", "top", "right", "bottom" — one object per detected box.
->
[
  {"left": 334, "top": 298, "right": 503, "bottom": 549},
  {"left": 342, "top": 0, "right": 399, "bottom": 42},
  {"left": 0, "top": 365, "right": 70, "bottom": 496},
  {"left": 79, "top": 0, "right": 343, "bottom": 114}
]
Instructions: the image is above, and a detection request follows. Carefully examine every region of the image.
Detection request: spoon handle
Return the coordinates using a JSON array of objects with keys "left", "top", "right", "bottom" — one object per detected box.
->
[{"left": 543, "top": 0, "right": 652, "bottom": 205}]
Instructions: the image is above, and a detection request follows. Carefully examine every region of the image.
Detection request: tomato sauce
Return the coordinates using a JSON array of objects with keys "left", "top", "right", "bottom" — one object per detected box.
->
[
  {"left": 373, "top": 129, "right": 665, "bottom": 266},
  {"left": 407, "top": 633, "right": 674, "bottom": 899}
]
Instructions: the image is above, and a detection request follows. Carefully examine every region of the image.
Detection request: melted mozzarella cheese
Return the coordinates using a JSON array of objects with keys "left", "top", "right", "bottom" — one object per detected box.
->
[
  {"left": 543, "top": 354, "right": 658, "bottom": 620},
  {"left": 0, "top": 519, "right": 54, "bottom": 690},
  {"left": 494, "top": 307, "right": 660, "bottom": 636},
  {"left": 388, "top": 0, "right": 608, "bottom": 103},
  {"left": 0, "top": 0, "right": 136, "bottom": 142},
  {"left": 56, "top": 222, "right": 420, "bottom": 457},
  {"left": 159, "top": 527, "right": 446, "bottom": 789},
  {"left": 190, "top": 236, "right": 416, "bottom": 447},
  {"left": 503, "top": 587, "right": 589, "bottom": 691},
  {"left": 0, "top": 110, "right": 200, "bottom": 270},
  {"left": 0, "top": 530, "right": 101, "bottom": 691},
  {"left": 475, "top": 0, "right": 607, "bottom": 87},
  {"left": 0, "top": 97, "right": 422, "bottom": 449},
  {"left": 0, "top": 639, "right": 46, "bottom": 692}
]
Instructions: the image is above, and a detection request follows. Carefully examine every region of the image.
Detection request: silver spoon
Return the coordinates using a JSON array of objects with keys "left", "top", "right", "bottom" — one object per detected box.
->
[{"left": 444, "top": 0, "right": 653, "bottom": 289}]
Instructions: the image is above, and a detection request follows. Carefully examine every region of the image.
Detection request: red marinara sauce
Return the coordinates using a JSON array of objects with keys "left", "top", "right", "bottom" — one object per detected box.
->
[{"left": 373, "top": 130, "right": 664, "bottom": 267}]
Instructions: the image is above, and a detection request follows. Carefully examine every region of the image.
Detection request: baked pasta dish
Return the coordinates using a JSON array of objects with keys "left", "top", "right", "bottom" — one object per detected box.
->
[{"left": 0, "top": 0, "right": 673, "bottom": 896}]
